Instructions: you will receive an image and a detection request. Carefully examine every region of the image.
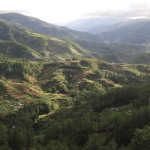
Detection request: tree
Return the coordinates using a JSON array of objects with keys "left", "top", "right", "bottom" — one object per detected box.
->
[
  {"left": 129, "top": 125, "right": 150, "bottom": 150},
  {"left": 0, "top": 123, "right": 8, "bottom": 145}
]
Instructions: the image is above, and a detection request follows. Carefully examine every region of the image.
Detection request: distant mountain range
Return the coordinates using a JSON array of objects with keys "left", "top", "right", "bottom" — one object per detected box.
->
[
  {"left": 64, "top": 17, "right": 130, "bottom": 34},
  {"left": 64, "top": 16, "right": 150, "bottom": 64},
  {"left": 100, "top": 19, "right": 150, "bottom": 44},
  {"left": 64, "top": 16, "right": 150, "bottom": 45},
  {"left": 0, "top": 13, "right": 150, "bottom": 63}
]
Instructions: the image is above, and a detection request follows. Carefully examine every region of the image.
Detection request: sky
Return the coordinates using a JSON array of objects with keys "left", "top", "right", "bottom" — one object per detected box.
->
[{"left": 0, "top": 0, "right": 150, "bottom": 23}]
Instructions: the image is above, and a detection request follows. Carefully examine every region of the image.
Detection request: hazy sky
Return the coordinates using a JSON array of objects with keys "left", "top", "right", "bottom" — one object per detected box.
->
[{"left": 0, "top": 0, "right": 150, "bottom": 23}]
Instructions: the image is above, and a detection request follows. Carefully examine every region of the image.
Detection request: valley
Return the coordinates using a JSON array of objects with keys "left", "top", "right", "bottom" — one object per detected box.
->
[{"left": 0, "top": 13, "right": 149, "bottom": 150}]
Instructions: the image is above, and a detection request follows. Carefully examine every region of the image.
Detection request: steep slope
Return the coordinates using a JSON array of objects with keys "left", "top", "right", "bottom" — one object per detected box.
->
[
  {"left": 0, "top": 13, "right": 98, "bottom": 41},
  {"left": 0, "top": 19, "right": 90, "bottom": 60},
  {"left": 0, "top": 40, "right": 40, "bottom": 59},
  {"left": 0, "top": 20, "right": 13, "bottom": 40}
]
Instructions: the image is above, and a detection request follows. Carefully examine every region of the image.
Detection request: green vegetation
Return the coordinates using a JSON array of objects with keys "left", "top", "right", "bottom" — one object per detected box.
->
[
  {"left": 0, "top": 20, "right": 91, "bottom": 61},
  {"left": 1, "top": 13, "right": 150, "bottom": 64},
  {"left": 75, "top": 40, "right": 150, "bottom": 64},
  {"left": 0, "top": 13, "right": 98, "bottom": 42},
  {"left": 0, "top": 13, "right": 150, "bottom": 150},
  {"left": 0, "top": 40, "right": 40, "bottom": 59},
  {"left": 0, "top": 58, "right": 149, "bottom": 150}
]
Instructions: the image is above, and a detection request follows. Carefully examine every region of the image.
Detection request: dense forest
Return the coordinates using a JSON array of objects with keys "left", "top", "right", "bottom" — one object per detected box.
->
[{"left": 0, "top": 13, "right": 150, "bottom": 150}]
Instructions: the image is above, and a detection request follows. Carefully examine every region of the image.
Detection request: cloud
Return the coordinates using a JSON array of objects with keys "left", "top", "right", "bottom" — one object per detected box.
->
[
  {"left": 84, "top": 9, "right": 150, "bottom": 18},
  {"left": 129, "top": 1, "right": 149, "bottom": 9},
  {"left": 84, "top": 2, "right": 150, "bottom": 18},
  {"left": 0, "top": 10, "right": 30, "bottom": 15}
]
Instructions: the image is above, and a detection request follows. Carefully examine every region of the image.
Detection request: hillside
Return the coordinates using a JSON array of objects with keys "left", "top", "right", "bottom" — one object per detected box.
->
[
  {"left": 0, "top": 58, "right": 150, "bottom": 150},
  {"left": 74, "top": 39, "right": 147, "bottom": 63},
  {"left": 0, "top": 20, "right": 90, "bottom": 60},
  {"left": 1, "top": 13, "right": 150, "bottom": 64},
  {"left": 0, "top": 13, "right": 98, "bottom": 41},
  {"left": 0, "top": 58, "right": 150, "bottom": 114},
  {"left": 0, "top": 40, "right": 41, "bottom": 59},
  {"left": 132, "top": 52, "right": 150, "bottom": 64}
]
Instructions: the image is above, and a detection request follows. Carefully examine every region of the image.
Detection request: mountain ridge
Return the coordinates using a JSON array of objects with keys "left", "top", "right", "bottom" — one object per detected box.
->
[
  {"left": 0, "top": 13, "right": 99, "bottom": 42},
  {"left": 0, "top": 13, "right": 150, "bottom": 64},
  {"left": 64, "top": 17, "right": 130, "bottom": 34},
  {"left": 0, "top": 19, "right": 91, "bottom": 60}
]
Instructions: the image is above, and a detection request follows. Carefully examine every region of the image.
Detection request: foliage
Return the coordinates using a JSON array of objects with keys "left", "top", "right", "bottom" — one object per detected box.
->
[{"left": 0, "top": 58, "right": 149, "bottom": 150}]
